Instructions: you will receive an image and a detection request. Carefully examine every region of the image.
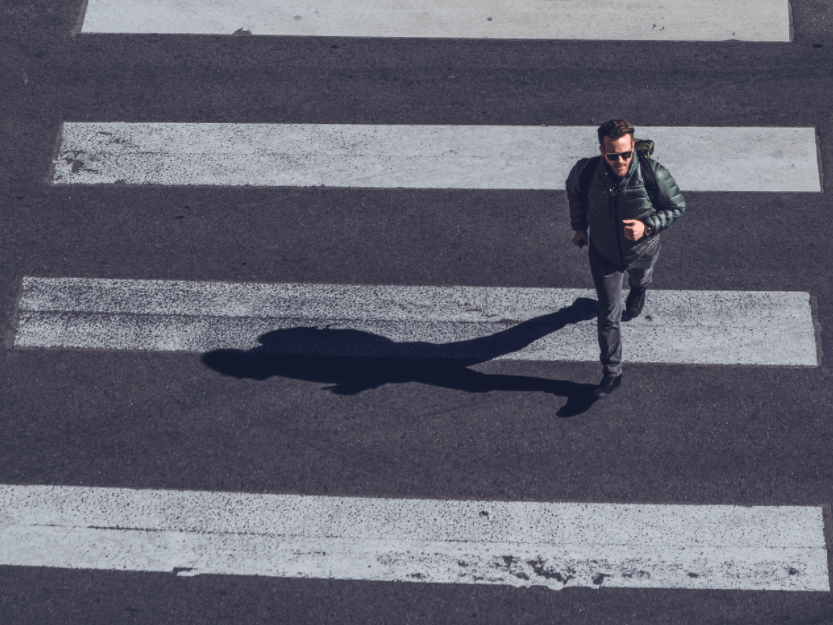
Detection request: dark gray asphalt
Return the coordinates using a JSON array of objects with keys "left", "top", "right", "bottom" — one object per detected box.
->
[{"left": 2, "top": 0, "right": 833, "bottom": 622}]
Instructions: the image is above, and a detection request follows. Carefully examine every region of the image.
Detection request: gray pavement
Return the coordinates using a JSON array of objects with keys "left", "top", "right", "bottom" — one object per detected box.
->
[{"left": 1, "top": 0, "right": 833, "bottom": 622}]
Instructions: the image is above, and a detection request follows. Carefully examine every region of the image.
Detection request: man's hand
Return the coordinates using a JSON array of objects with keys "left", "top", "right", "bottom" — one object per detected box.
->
[
  {"left": 572, "top": 230, "right": 587, "bottom": 248},
  {"left": 622, "top": 219, "right": 646, "bottom": 241}
]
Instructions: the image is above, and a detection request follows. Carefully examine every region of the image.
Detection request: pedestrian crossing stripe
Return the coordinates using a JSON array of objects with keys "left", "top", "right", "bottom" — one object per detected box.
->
[
  {"left": 14, "top": 278, "right": 819, "bottom": 366},
  {"left": 51, "top": 123, "right": 821, "bottom": 192},
  {"left": 77, "top": 0, "right": 792, "bottom": 42},
  {"left": 0, "top": 484, "right": 826, "bottom": 591}
]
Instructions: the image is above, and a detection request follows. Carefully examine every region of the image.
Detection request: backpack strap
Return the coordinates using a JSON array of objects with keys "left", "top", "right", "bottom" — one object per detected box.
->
[
  {"left": 578, "top": 156, "right": 601, "bottom": 203},
  {"left": 637, "top": 151, "right": 660, "bottom": 209}
]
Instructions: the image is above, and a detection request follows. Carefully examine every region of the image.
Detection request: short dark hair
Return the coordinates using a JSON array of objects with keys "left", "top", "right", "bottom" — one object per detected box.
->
[{"left": 597, "top": 119, "right": 635, "bottom": 146}]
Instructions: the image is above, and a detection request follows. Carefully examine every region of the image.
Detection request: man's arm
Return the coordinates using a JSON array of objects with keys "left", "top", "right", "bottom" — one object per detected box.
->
[
  {"left": 642, "top": 161, "right": 686, "bottom": 235},
  {"left": 565, "top": 159, "right": 590, "bottom": 240}
]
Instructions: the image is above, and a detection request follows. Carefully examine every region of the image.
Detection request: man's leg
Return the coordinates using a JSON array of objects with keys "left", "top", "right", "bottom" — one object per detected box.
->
[
  {"left": 588, "top": 246, "right": 625, "bottom": 379},
  {"left": 625, "top": 244, "right": 661, "bottom": 318}
]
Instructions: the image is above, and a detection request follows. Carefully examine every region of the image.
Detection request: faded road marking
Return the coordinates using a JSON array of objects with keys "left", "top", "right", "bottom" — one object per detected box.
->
[
  {"left": 0, "top": 485, "right": 827, "bottom": 591},
  {"left": 51, "top": 123, "right": 821, "bottom": 192},
  {"left": 78, "top": 0, "right": 791, "bottom": 42},
  {"left": 14, "top": 278, "right": 819, "bottom": 366}
]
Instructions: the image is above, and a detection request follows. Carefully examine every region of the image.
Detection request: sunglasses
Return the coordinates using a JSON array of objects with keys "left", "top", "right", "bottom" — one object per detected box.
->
[{"left": 605, "top": 150, "right": 633, "bottom": 161}]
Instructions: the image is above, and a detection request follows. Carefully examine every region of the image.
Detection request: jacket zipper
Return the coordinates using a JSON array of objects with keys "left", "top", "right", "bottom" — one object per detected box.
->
[{"left": 611, "top": 185, "right": 624, "bottom": 264}]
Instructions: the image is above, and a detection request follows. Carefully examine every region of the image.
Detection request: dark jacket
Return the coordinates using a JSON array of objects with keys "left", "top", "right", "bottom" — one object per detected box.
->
[{"left": 566, "top": 155, "right": 686, "bottom": 266}]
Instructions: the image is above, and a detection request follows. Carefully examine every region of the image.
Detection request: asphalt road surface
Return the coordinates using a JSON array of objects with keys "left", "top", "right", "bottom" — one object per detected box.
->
[{"left": 2, "top": 0, "right": 833, "bottom": 622}]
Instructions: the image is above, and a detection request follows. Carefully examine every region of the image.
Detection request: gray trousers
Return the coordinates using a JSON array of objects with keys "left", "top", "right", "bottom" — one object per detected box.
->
[{"left": 588, "top": 242, "right": 661, "bottom": 377}]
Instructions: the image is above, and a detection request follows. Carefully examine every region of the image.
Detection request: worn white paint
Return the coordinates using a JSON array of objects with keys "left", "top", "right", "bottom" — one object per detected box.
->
[
  {"left": 14, "top": 278, "right": 819, "bottom": 366},
  {"left": 0, "top": 485, "right": 827, "bottom": 591},
  {"left": 78, "top": 0, "right": 791, "bottom": 42},
  {"left": 51, "top": 123, "right": 822, "bottom": 192}
]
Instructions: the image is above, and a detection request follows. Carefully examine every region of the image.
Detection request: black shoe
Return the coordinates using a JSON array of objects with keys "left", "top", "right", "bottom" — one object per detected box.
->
[
  {"left": 593, "top": 374, "right": 622, "bottom": 398},
  {"left": 625, "top": 287, "right": 647, "bottom": 319}
]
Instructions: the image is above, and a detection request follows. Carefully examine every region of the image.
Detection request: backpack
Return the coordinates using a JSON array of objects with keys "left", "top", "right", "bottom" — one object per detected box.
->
[{"left": 578, "top": 138, "right": 659, "bottom": 208}]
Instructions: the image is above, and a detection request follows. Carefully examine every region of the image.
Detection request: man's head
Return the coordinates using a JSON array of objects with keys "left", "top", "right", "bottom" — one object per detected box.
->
[{"left": 597, "top": 119, "right": 635, "bottom": 178}]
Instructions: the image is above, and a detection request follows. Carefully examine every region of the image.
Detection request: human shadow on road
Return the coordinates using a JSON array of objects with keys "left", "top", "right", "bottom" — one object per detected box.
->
[{"left": 201, "top": 297, "right": 599, "bottom": 417}]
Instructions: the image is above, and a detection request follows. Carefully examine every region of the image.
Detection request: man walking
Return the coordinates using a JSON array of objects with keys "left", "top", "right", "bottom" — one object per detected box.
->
[{"left": 566, "top": 119, "right": 686, "bottom": 398}]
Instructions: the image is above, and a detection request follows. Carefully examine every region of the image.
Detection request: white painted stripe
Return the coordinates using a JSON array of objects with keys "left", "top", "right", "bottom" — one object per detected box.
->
[
  {"left": 14, "top": 278, "right": 819, "bottom": 366},
  {"left": 79, "top": 0, "right": 791, "bottom": 42},
  {"left": 0, "top": 485, "right": 827, "bottom": 591},
  {"left": 51, "top": 123, "right": 822, "bottom": 192}
]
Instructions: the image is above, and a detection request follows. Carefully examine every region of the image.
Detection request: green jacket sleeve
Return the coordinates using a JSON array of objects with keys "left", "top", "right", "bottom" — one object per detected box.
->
[
  {"left": 644, "top": 161, "right": 686, "bottom": 234},
  {"left": 565, "top": 158, "right": 590, "bottom": 232}
]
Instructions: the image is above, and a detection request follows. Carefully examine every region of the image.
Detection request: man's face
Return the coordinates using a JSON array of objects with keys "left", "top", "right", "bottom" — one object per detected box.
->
[{"left": 600, "top": 135, "right": 635, "bottom": 178}]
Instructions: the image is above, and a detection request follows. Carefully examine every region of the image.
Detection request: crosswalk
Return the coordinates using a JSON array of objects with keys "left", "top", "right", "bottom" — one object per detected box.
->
[
  {"left": 14, "top": 278, "right": 820, "bottom": 366},
  {"left": 1, "top": 485, "right": 828, "bottom": 591},
  {"left": 52, "top": 123, "right": 821, "bottom": 191},
  {"left": 6, "top": 0, "right": 831, "bottom": 611},
  {"left": 78, "top": 0, "right": 792, "bottom": 41}
]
